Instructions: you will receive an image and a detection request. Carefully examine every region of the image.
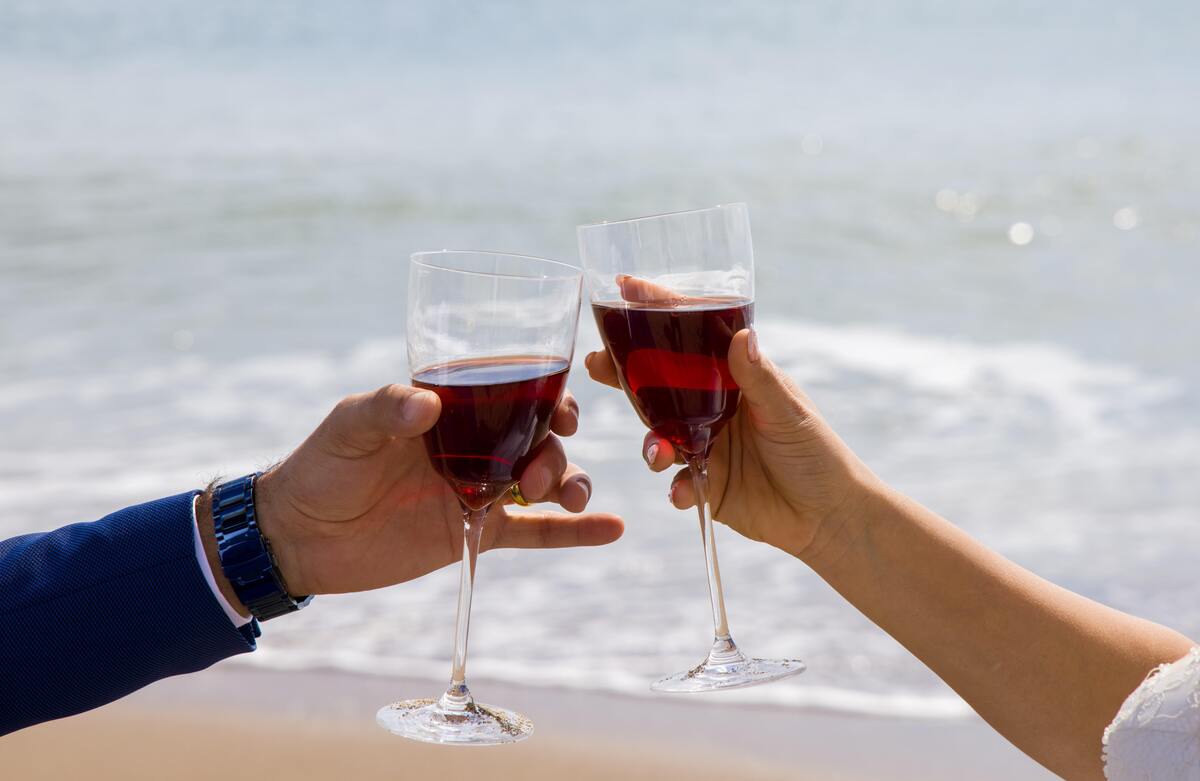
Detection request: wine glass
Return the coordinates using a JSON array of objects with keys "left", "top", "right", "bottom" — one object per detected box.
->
[
  {"left": 376, "top": 250, "right": 582, "bottom": 744},
  {"left": 578, "top": 204, "right": 805, "bottom": 692}
]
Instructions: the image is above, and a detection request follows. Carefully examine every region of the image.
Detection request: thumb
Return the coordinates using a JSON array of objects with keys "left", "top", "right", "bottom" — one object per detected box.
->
[
  {"left": 318, "top": 384, "right": 441, "bottom": 455},
  {"left": 727, "top": 330, "right": 813, "bottom": 429}
]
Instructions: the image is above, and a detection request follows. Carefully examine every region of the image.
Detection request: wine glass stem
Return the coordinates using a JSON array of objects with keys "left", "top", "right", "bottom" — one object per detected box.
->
[
  {"left": 689, "top": 457, "right": 733, "bottom": 644},
  {"left": 441, "top": 504, "right": 487, "bottom": 711}
]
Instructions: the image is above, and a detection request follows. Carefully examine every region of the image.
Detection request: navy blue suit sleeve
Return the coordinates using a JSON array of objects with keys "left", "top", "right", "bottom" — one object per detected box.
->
[{"left": 0, "top": 491, "right": 257, "bottom": 735}]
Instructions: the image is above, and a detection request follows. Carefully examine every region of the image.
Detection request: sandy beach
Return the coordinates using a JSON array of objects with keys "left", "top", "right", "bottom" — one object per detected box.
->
[{"left": 0, "top": 663, "right": 1056, "bottom": 781}]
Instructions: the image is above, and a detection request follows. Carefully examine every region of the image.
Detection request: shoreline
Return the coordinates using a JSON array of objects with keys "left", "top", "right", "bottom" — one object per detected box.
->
[{"left": 1, "top": 663, "right": 1055, "bottom": 780}]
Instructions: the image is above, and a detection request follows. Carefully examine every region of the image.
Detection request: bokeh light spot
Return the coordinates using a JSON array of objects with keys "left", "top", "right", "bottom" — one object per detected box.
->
[
  {"left": 1113, "top": 207, "right": 1139, "bottom": 231},
  {"left": 1008, "top": 222, "right": 1034, "bottom": 246}
]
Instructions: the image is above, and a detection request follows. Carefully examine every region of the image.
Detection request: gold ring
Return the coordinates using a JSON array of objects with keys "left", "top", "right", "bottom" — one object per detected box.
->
[{"left": 509, "top": 483, "right": 530, "bottom": 506}]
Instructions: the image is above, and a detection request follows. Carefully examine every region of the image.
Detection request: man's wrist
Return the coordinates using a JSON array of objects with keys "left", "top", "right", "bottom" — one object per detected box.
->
[
  {"left": 252, "top": 469, "right": 308, "bottom": 597},
  {"left": 195, "top": 486, "right": 250, "bottom": 618}
]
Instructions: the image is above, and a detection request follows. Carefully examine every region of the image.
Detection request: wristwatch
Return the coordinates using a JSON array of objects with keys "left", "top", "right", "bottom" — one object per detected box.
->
[{"left": 211, "top": 473, "right": 313, "bottom": 621}]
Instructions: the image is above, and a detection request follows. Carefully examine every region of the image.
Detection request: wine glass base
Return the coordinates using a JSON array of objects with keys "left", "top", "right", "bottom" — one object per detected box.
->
[
  {"left": 376, "top": 698, "right": 533, "bottom": 745},
  {"left": 651, "top": 656, "right": 806, "bottom": 693}
]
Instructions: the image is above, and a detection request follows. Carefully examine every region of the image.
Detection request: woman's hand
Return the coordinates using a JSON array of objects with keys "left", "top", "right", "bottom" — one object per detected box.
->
[
  {"left": 204, "top": 384, "right": 623, "bottom": 605},
  {"left": 585, "top": 329, "right": 876, "bottom": 564}
]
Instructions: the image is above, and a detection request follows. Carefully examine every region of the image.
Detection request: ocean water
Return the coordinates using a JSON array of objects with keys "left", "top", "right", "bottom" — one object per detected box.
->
[{"left": 2, "top": 1, "right": 1198, "bottom": 720}]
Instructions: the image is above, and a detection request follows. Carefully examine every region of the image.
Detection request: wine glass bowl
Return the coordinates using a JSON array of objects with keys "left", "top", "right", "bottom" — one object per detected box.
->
[{"left": 590, "top": 297, "right": 752, "bottom": 459}]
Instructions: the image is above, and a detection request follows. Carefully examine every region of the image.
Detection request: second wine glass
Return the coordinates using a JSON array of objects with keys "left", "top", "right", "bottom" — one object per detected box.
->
[{"left": 578, "top": 204, "right": 805, "bottom": 692}]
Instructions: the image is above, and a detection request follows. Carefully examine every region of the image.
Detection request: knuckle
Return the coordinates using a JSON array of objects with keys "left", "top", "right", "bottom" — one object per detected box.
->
[
  {"left": 537, "top": 518, "right": 554, "bottom": 547},
  {"left": 540, "top": 436, "right": 566, "bottom": 465},
  {"left": 371, "top": 384, "right": 400, "bottom": 407}
]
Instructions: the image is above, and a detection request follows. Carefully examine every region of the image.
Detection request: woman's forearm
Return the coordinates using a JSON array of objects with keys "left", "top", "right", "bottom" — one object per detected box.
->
[{"left": 803, "top": 482, "right": 1195, "bottom": 780}]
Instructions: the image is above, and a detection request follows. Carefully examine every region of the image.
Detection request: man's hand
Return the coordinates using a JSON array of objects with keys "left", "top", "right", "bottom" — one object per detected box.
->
[{"left": 200, "top": 384, "right": 622, "bottom": 612}]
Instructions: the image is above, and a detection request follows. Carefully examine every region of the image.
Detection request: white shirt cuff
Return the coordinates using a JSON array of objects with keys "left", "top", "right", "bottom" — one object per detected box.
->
[{"left": 191, "top": 493, "right": 253, "bottom": 627}]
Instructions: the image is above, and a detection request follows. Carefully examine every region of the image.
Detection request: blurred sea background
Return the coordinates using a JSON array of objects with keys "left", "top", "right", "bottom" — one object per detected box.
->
[{"left": 1, "top": 1, "right": 1198, "bottom": 720}]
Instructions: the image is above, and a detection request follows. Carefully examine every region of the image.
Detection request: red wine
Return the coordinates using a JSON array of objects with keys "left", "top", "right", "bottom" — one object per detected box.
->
[
  {"left": 413, "top": 356, "right": 569, "bottom": 511},
  {"left": 593, "top": 299, "right": 752, "bottom": 457}
]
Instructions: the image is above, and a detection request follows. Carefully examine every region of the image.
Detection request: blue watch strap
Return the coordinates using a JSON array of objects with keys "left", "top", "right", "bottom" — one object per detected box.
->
[
  {"left": 239, "top": 618, "right": 263, "bottom": 644},
  {"left": 212, "top": 474, "right": 313, "bottom": 622}
]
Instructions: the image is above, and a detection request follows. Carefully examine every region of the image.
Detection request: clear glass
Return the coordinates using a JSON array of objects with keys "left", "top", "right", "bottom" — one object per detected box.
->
[
  {"left": 376, "top": 250, "right": 582, "bottom": 744},
  {"left": 578, "top": 203, "right": 805, "bottom": 692}
]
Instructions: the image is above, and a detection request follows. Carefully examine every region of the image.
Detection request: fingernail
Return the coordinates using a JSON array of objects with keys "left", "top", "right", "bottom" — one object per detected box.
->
[
  {"left": 567, "top": 397, "right": 581, "bottom": 425},
  {"left": 584, "top": 352, "right": 593, "bottom": 368},
  {"left": 747, "top": 329, "right": 761, "bottom": 364},
  {"left": 571, "top": 475, "right": 592, "bottom": 504},
  {"left": 644, "top": 441, "right": 659, "bottom": 467},
  {"left": 403, "top": 390, "right": 438, "bottom": 424}
]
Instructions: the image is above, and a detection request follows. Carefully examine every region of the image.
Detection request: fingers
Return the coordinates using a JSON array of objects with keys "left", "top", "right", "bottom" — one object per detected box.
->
[
  {"left": 617, "top": 274, "right": 688, "bottom": 305},
  {"left": 518, "top": 435, "right": 569, "bottom": 502},
  {"left": 513, "top": 433, "right": 591, "bottom": 511},
  {"left": 668, "top": 467, "right": 697, "bottom": 509},
  {"left": 551, "top": 389, "right": 580, "bottom": 436},
  {"left": 519, "top": 442, "right": 593, "bottom": 512},
  {"left": 642, "top": 432, "right": 679, "bottom": 472},
  {"left": 508, "top": 461, "right": 592, "bottom": 511},
  {"left": 727, "top": 329, "right": 813, "bottom": 427},
  {"left": 553, "top": 463, "right": 593, "bottom": 512},
  {"left": 584, "top": 351, "right": 622, "bottom": 389},
  {"left": 317, "top": 384, "right": 441, "bottom": 456},
  {"left": 490, "top": 511, "right": 624, "bottom": 549}
]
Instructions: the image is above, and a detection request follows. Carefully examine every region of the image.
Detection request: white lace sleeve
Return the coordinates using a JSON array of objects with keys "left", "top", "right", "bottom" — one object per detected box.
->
[{"left": 1104, "top": 647, "right": 1200, "bottom": 780}]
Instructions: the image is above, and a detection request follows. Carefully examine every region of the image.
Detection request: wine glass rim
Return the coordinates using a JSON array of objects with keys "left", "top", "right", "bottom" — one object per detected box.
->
[
  {"left": 410, "top": 249, "right": 581, "bottom": 281},
  {"left": 577, "top": 202, "right": 748, "bottom": 230}
]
